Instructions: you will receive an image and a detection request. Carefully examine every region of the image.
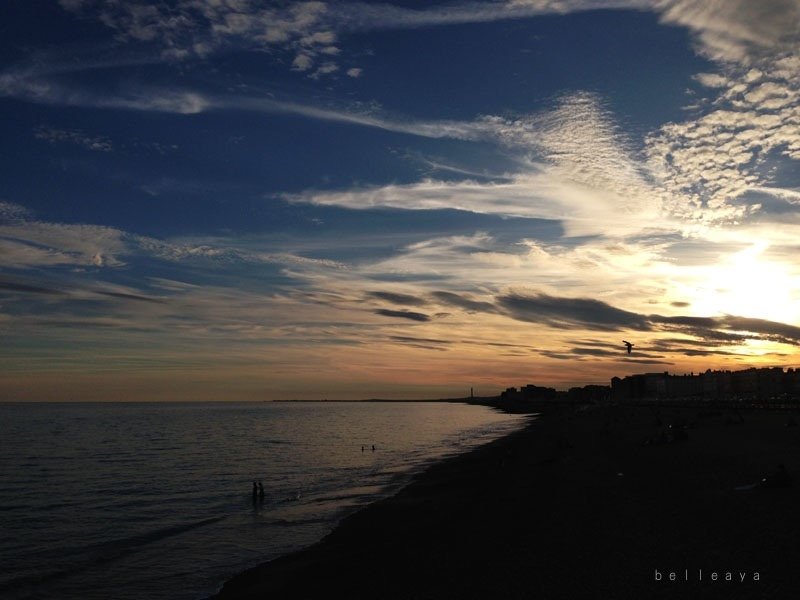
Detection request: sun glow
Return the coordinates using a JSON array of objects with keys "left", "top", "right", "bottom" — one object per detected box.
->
[{"left": 689, "top": 242, "right": 800, "bottom": 325}]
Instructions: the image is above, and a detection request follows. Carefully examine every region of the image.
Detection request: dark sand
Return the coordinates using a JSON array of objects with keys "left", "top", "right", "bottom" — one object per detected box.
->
[{"left": 213, "top": 404, "right": 800, "bottom": 599}]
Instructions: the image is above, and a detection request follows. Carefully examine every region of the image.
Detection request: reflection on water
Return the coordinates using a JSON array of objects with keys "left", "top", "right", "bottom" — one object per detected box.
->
[{"left": 0, "top": 401, "right": 527, "bottom": 600}]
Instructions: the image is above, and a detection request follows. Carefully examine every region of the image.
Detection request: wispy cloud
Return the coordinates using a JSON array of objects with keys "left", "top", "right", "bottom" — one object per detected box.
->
[
  {"left": 0, "top": 202, "right": 348, "bottom": 270},
  {"left": 279, "top": 93, "right": 670, "bottom": 237},
  {"left": 434, "top": 286, "right": 800, "bottom": 348},
  {"left": 0, "top": 279, "right": 65, "bottom": 296},
  {"left": 657, "top": 0, "right": 800, "bottom": 64},
  {"left": 53, "top": 1, "right": 799, "bottom": 82},
  {"left": 3, "top": 62, "right": 789, "bottom": 240},
  {"left": 367, "top": 291, "right": 429, "bottom": 307},
  {"left": 0, "top": 220, "right": 128, "bottom": 268},
  {"left": 0, "top": 201, "right": 31, "bottom": 221},
  {"left": 497, "top": 291, "right": 650, "bottom": 330},
  {"left": 56, "top": 0, "right": 647, "bottom": 76},
  {"left": 34, "top": 126, "right": 113, "bottom": 152},
  {"left": 0, "top": 68, "right": 212, "bottom": 113},
  {"left": 374, "top": 308, "right": 431, "bottom": 322}
]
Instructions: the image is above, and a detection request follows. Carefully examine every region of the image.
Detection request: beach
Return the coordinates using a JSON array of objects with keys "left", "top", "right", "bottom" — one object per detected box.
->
[{"left": 213, "top": 402, "right": 800, "bottom": 599}]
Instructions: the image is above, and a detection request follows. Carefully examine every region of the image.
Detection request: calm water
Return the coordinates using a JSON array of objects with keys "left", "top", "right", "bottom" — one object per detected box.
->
[{"left": 0, "top": 401, "right": 527, "bottom": 600}]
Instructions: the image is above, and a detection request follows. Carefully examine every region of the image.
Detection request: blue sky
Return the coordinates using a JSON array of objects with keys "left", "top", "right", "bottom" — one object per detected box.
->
[{"left": 3, "top": 1, "right": 800, "bottom": 400}]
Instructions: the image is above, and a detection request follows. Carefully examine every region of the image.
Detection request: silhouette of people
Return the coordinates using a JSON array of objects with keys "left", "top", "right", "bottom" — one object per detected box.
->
[
  {"left": 372, "top": 445, "right": 375, "bottom": 452},
  {"left": 252, "top": 481, "right": 258, "bottom": 503},
  {"left": 361, "top": 445, "right": 365, "bottom": 452},
  {"left": 258, "top": 480, "right": 265, "bottom": 501}
]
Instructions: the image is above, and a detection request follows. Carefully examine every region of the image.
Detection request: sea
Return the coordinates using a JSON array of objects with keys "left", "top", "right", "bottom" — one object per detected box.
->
[{"left": 0, "top": 401, "right": 529, "bottom": 600}]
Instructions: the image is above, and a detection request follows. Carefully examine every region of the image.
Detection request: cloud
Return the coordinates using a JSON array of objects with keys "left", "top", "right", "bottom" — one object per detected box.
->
[
  {"left": 0, "top": 279, "right": 64, "bottom": 295},
  {"left": 389, "top": 335, "right": 451, "bottom": 345},
  {"left": 0, "top": 201, "right": 349, "bottom": 271},
  {"left": 309, "top": 61, "right": 339, "bottom": 79},
  {"left": 292, "top": 53, "right": 314, "bottom": 71},
  {"left": 694, "top": 72, "right": 729, "bottom": 88},
  {"left": 282, "top": 92, "right": 669, "bottom": 237},
  {"left": 95, "top": 290, "right": 167, "bottom": 304},
  {"left": 569, "top": 346, "right": 667, "bottom": 359},
  {"left": 0, "top": 220, "right": 128, "bottom": 268},
  {"left": 540, "top": 347, "right": 674, "bottom": 364},
  {"left": 59, "top": 0, "right": 336, "bottom": 74},
  {"left": 0, "top": 201, "right": 30, "bottom": 221},
  {"left": 0, "top": 70, "right": 211, "bottom": 114},
  {"left": 388, "top": 334, "right": 452, "bottom": 350},
  {"left": 138, "top": 238, "right": 346, "bottom": 269},
  {"left": 367, "top": 291, "right": 429, "bottom": 306},
  {"left": 491, "top": 92, "right": 659, "bottom": 212},
  {"left": 497, "top": 291, "right": 650, "bottom": 330},
  {"left": 494, "top": 289, "right": 800, "bottom": 346},
  {"left": 646, "top": 49, "right": 800, "bottom": 221},
  {"left": 0, "top": 73, "right": 694, "bottom": 241},
  {"left": 55, "top": 0, "right": 647, "bottom": 76},
  {"left": 41, "top": 0, "right": 800, "bottom": 88},
  {"left": 431, "top": 291, "right": 498, "bottom": 313},
  {"left": 657, "top": 0, "right": 800, "bottom": 64},
  {"left": 374, "top": 308, "right": 431, "bottom": 321},
  {"left": 346, "top": 67, "right": 362, "bottom": 78},
  {"left": 34, "top": 126, "right": 113, "bottom": 152},
  {"left": 291, "top": 174, "right": 549, "bottom": 230}
]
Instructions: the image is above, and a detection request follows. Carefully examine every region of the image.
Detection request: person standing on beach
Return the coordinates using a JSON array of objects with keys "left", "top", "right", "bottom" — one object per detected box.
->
[
  {"left": 252, "top": 481, "right": 258, "bottom": 503},
  {"left": 258, "top": 481, "right": 265, "bottom": 501}
]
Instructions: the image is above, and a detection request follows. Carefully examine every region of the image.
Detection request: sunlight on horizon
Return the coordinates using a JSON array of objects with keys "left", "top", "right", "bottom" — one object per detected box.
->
[{"left": 689, "top": 242, "right": 800, "bottom": 325}]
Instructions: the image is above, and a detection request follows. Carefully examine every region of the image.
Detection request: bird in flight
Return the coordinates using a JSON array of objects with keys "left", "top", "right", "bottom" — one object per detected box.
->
[{"left": 623, "top": 340, "right": 634, "bottom": 354}]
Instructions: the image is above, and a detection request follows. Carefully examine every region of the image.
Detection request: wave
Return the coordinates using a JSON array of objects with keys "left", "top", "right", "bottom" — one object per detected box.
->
[
  {"left": 87, "top": 515, "right": 228, "bottom": 560},
  {"left": 0, "top": 515, "right": 228, "bottom": 594}
]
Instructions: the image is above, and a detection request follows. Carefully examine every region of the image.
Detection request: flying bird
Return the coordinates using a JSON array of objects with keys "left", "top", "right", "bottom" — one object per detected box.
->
[{"left": 623, "top": 340, "right": 634, "bottom": 354}]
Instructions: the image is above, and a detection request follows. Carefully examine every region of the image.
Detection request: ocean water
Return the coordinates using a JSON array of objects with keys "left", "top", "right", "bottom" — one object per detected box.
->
[{"left": 0, "top": 401, "right": 528, "bottom": 600}]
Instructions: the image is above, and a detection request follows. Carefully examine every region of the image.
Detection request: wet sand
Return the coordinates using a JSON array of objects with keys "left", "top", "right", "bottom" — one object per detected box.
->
[{"left": 212, "top": 404, "right": 800, "bottom": 599}]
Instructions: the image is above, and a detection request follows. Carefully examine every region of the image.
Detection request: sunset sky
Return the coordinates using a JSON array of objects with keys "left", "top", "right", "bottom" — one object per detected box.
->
[{"left": 3, "top": 1, "right": 800, "bottom": 400}]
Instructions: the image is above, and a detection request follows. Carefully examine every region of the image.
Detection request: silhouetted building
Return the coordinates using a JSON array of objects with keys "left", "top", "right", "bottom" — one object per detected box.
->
[
  {"left": 611, "top": 366, "right": 800, "bottom": 402},
  {"left": 501, "top": 382, "right": 608, "bottom": 404},
  {"left": 567, "top": 385, "right": 611, "bottom": 403}
]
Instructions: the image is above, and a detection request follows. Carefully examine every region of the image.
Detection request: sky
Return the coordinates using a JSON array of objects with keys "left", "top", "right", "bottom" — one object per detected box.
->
[{"left": 2, "top": 0, "right": 800, "bottom": 401}]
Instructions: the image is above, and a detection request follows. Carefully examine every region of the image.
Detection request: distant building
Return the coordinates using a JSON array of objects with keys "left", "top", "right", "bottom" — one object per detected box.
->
[
  {"left": 611, "top": 366, "right": 800, "bottom": 402},
  {"left": 500, "top": 382, "right": 608, "bottom": 404}
]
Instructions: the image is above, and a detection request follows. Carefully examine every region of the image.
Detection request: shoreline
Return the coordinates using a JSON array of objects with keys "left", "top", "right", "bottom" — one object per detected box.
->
[
  {"left": 209, "top": 400, "right": 537, "bottom": 598},
  {"left": 211, "top": 402, "right": 800, "bottom": 599}
]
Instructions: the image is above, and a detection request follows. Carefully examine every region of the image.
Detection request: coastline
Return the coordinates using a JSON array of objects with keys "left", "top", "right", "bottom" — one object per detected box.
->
[{"left": 212, "top": 402, "right": 800, "bottom": 599}]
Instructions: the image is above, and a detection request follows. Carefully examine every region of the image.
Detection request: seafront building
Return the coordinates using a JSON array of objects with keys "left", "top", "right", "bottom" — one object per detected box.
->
[
  {"left": 611, "top": 367, "right": 800, "bottom": 402},
  {"left": 500, "top": 383, "right": 610, "bottom": 404},
  {"left": 501, "top": 367, "right": 800, "bottom": 405}
]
